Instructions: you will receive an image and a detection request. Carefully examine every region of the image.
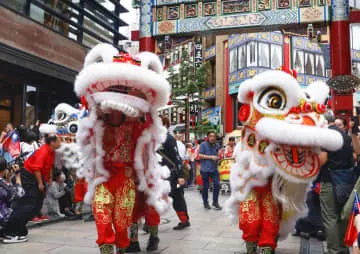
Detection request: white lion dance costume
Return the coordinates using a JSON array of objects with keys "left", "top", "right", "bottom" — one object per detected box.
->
[
  {"left": 226, "top": 67, "right": 343, "bottom": 254},
  {"left": 74, "top": 44, "right": 171, "bottom": 254},
  {"left": 49, "top": 103, "right": 87, "bottom": 215}
]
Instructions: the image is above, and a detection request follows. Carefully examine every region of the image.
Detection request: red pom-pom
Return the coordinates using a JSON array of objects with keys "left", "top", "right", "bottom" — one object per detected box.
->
[
  {"left": 247, "top": 91, "right": 254, "bottom": 100},
  {"left": 238, "top": 104, "right": 251, "bottom": 122},
  {"left": 301, "top": 102, "right": 313, "bottom": 113},
  {"left": 316, "top": 103, "right": 327, "bottom": 113}
]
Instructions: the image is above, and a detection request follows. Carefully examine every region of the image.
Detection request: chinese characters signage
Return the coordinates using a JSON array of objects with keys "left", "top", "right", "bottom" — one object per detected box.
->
[
  {"left": 194, "top": 37, "right": 203, "bottom": 68},
  {"left": 206, "top": 13, "right": 266, "bottom": 29}
]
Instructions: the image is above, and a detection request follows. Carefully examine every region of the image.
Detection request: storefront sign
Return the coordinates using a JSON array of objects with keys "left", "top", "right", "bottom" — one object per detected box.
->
[
  {"left": 204, "top": 45, "right": 216, "bottom": 60},
  {"left": 194, "top": 37, "right": 203, "bottom": 68},
  {"left": 202, "top": 87, "right": 216, "bottom": 99},
  {"left": 201, "top": 106, "right": 222, "bottom": 135}
]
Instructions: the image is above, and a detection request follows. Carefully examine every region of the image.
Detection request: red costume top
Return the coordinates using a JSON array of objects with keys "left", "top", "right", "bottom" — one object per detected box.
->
[
  {"left": 102, "top": 120, "right": 145, "bottom": 175},
  {"left": 24, "top": 144, "right": 55, "bottom": 182}
]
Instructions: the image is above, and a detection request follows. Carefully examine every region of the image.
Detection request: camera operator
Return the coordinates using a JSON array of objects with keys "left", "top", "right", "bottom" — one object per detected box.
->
[
  {"left": 47, "top": 171, "right": 74, "bottom": 217},
  {"left": 0, "top": 157, "right": 28, "bottom": 243},
  {"left": 14, "top": 126, "right": 61, "bottom": 232}
]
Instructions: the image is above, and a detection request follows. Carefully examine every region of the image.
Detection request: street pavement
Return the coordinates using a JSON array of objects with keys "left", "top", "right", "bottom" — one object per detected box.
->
[{"left": 0, "top": 188, "right": 323, "bottom": 254}]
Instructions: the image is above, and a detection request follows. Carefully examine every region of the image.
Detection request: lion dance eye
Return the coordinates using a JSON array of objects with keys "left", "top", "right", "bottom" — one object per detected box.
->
[
  {"left": 268, "top": 95, "right": 283, "bottom": 109},
  {"left": 258, "top": 87, "right": 286, "bottom": 111}
]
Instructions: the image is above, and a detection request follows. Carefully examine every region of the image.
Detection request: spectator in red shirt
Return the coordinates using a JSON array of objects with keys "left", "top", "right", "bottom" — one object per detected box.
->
[{"left": 6, "top": 125, "right": 61, "bottom": 242}]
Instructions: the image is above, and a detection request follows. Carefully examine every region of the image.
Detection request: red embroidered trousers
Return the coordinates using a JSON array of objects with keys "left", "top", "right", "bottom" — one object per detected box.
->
[
  {"left": 239, "top": 184, "right": 280, "bottom": 249},
  {"left": 93, "top": 166, "right": 136, "bottom": 248},
  {"left": 132, "top": 189, "right": 160, "bottom": 226}
]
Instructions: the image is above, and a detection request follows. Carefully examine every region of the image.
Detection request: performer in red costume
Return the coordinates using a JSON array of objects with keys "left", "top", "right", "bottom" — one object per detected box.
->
[
  {"left": 74, "top": 44, "right": 171, "bottom": 254},
  {"left": 226, "top": 67, "right": 344, "bottom": 254}
]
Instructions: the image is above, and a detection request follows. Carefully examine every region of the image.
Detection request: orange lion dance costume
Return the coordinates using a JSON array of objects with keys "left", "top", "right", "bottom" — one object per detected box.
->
[{"left": 74, "top": 44, "right": 171, "bottom": 254}]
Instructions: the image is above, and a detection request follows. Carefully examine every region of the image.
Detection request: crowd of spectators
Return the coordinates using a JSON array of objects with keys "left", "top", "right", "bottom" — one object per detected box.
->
[{"left": 0, "top": 122, "right": 88, "bottom": 244}]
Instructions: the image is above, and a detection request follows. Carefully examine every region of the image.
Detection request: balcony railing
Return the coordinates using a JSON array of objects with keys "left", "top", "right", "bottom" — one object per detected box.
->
[{"left": 1, "top": 0, "right": 128, "bottom": 48}]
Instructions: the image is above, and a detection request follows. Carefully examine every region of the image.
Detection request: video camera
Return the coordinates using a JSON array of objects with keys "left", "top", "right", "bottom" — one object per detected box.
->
[{"left": 7, "top": 152, "right": 30, "bottom": 170}]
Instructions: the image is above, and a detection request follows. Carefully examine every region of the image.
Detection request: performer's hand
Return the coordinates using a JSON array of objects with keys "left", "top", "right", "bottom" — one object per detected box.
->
[
  {"left": 38, "top": 184, "right": 45, "bottom": 193},
  {"left": 177, "top": 178, "right": 185, "bottom": 186}
]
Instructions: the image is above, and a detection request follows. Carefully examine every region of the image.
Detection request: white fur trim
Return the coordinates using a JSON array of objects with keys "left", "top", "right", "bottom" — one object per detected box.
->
[
  {"left": 303, "top": 81, "right": 329, "bottom": 104},
  {"left": 238, "top": 70, "right": 302, "bottom": 115},
  {"left": 75, "top": 45, "right": 170, "bottom": 108},
  {"left": 136, "top": 51, "right": 164, "bottom": 74},
  {"left": 84, "top": 43, "right": 118, "bottom": 67},
  {"left": 39, "top": 124, "right": 57, "bottom": 135},
  {"left": 256, "top": 117, "right": 343, "bottom": 151}
]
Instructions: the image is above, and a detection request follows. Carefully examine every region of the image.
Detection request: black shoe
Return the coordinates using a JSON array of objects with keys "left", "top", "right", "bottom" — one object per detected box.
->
[
  {"left": 314, "top": 230, "right": 325, "bottom": 241},
  {"left": 213, "top": 203, "right": 222, "bottom": 210},
  {"left": 204, "top": 204, "right": 211, "bottom": 210},
  {"left": 126, "top": 241, "right": 141, "bottom": 252},
  {"left": 84, "top": 214, "right": 95, "bottom": 222},
  {"left": 64, "top": 210, "right": 75, "bottom": 217},
  {"left": 292, "top": 229, "right": 300, "bottom": 237},
  {"left": 299, "top": 232, "right": 310, "bottom": 239},
  {"left": 146, "top": 236, "right": 159, "bottom": 251},
  {"left": 173, "top": 221, "right": 191, "bottom": 230},
  {"left": 143, "top": 224, "right": 149, "bottom": 234}
]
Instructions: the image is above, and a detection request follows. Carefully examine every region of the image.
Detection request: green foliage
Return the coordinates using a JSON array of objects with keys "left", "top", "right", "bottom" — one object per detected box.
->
[
  {"left": 167, "top": 49, "right": 210, "bottom": 99},
  {"left": 193, "top": 122, "right": 215, "bottom": 137}
]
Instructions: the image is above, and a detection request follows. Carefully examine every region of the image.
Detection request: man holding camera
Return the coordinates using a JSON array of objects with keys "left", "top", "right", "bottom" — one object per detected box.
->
[
  {"left": 2, "top": 125, "right": 61, "bottom": 243},
  {"left": 0, "top": 157, "right": 26, "bottom": 243}
]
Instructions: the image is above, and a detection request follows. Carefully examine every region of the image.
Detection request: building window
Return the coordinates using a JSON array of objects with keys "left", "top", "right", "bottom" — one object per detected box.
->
[
  {"left": 315, "top": 54, "right": 325, "bottom": 76},
  {"left": 231, "top": 41, "right": 283, "bottom": 71},
  {"left": 238, "top": 45, "right": 247, "bottom": 70},
  {"left": 305, "top": 52, "right": 315, "bottom": 75},
  {"left": 271, "top": 44, "right": 282, "bottom": 69},
  {"left": 258, "top": 43, "right": 270, "bottom": 68},
  {"left": 223, "top": 0, "right": 250, "bottom": 14},
  {"left": 229, "top": 48, "right": 238, "bottom": 73},
  {"left": 247, "top": 41, "right": 258, "bottom": 67},
  {"left": 351, "top": 24, "right": 360, "bottom": 50},
  {"left": 353, "top": 61, "right": 360, "bottom": 78},
  {"left": 293, "top": 49, "right": 325, "bottom": 76},
  {"left": 2, "top": 0, "right": 26, "bottom": 13}
]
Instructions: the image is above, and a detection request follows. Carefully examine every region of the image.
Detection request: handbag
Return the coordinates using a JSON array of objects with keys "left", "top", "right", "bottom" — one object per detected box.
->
[{"left": 329, "top": 168, "right": 356, "bottom": 208}]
